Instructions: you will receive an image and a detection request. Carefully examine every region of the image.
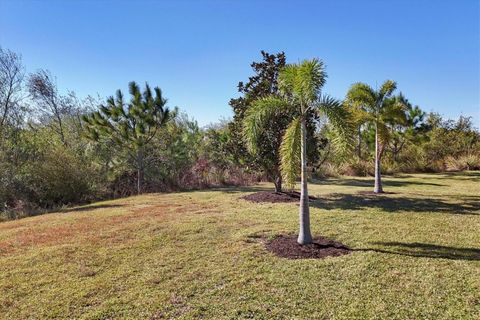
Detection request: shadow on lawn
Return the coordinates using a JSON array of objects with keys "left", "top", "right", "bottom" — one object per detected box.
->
[
  {"left": 360, "top": 242, "right": 480, "bottom": 261},
  {"left": 311, "top": 194, "right": 480, "bottom": 215},
  {"left": 426, "top": 171, "right": 480, "bottom": 181},
  {"left": 215, "top": 185, "right": 274, "bottom": 194},
  {"left": 313, "top": 178, "right": 445, "bottom": 187}
]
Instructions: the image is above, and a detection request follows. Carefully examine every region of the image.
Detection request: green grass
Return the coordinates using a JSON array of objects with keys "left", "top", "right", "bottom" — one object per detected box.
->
[{"left": 0, "top": 172, "right": 479, "bottom": 319}]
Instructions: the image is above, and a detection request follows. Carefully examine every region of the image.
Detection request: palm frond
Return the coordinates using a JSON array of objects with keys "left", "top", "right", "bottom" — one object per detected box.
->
[
  {"left": 317, "top": 95, "right": 355, "bottom": 156},
  {"left": 377, "top": 121, "right": 391, "bottom": 145},
  {"left": 242, "top": 96, "right": 289, "bottom": 153},
  {"left": 278, "top": 59, "right": 327, "bottom": 106},
  {"left": 378, "top": 80, "right": 397, "bottom": 101},
  {"left": 345, "top": 82, "right": 376, "bottom": 112},
  {"left": 278, "top": 64, "right": 297, "bottom": 98},
  {"left": 344, "top": 99, "right": 371, "bottom": 125},
  {"left": 280, "top": 117, "right": 302, "bottom": 189},
  {"left": 297, "top": 59, "right": 327, "bottom": 103}
]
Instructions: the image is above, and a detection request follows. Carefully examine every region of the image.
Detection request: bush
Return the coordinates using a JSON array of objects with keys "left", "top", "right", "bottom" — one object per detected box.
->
[
  {"left": 340, "top": 159, "right": 374, "bottom": 177},
  {"left": 1, "top": 130, "right": 99, "bottom": 220},
  {"left": 25, "top": 147, "right": 95, "bottom": 207},
  {"left": 313, "top": 163, "right": 341, "bottom": 178},
  {"left": 445, "top": 153, "right": 480, "bottom": 171}
]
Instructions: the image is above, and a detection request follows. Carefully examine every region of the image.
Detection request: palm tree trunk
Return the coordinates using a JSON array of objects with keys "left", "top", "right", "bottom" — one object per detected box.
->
[
  {"left": 374, "top": 123, "right": 383, "bottom": 193},
  {"left": 298, "top": 117, "right": 312, "bottom": 245},
  {"left": 357, "top": 124, "right": 362, "bottom": 159}
]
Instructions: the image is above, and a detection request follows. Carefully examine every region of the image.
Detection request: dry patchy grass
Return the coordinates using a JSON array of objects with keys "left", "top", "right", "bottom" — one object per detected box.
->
[{"left": 0, "top": 172, "right": 479, "bottom": 319}]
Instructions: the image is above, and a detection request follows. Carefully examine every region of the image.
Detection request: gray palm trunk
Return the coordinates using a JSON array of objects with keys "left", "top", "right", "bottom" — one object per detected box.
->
[
  {"left": 374, "top": 122, "right": 383, "bottom": 193},
  {"left": 298, "top": 115, "right": 313, "bottom": 245},
  {"left": 357, "top": 125, "right": 362, "bottom": 159}
]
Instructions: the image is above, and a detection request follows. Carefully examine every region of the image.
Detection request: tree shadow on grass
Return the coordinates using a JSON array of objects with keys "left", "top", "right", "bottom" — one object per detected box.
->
[
  {"left": 214, "top": 185, "right": 275, "bottom": 194},
  {"left": 358, "top": 242, "right": 480, "bottom": 261},
  {"left": 313, "top": 178, "right": 445, "bottom": 188},
  {"left": 311, "top": 194, "right": 480, "bottom": 215},
  {"left": 427, "top": 171, "right": 480, "bottom": 181}
]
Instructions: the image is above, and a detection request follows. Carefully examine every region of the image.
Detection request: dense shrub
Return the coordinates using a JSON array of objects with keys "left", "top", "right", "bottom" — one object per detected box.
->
[
  {"left": 24, "top": 146, "right": 95, "bottom": 207},
  {"left": 445, "top": 153, "right": 480, "bottom": 171}
]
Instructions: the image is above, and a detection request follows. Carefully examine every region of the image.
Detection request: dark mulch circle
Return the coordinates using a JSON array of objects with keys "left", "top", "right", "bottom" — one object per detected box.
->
[
  {"left": 241, "top": 191, "right": 318, "bottom": 203},
  {"left": 265, "top": 235, "right": 352, "bottom": 259}
]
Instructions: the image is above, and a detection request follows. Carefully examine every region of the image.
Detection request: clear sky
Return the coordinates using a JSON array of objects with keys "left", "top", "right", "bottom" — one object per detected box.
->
[{"left": 1, "top": 0, "right": 479, "bottom": 127}]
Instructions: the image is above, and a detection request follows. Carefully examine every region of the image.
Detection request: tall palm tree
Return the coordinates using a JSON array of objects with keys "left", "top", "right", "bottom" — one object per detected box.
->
[
  {"left": 244, "top": 59, "right": 353, "bottom": 244},
  {"left": 346, "top": 80, "right": 404, "bottom": 193}
]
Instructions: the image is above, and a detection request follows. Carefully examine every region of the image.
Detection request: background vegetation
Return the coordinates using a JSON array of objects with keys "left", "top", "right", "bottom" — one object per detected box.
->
[{"left": 1, "top": 47, "right": 479, "bottom": 220}]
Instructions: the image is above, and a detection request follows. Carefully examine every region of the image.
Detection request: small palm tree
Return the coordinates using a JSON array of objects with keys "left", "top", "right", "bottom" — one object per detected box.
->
[
  {"left": 346, "top": 80, "right": 405, "bottom": 193},
  {"left": 244, "top": 59, "right": 353, "bottom": 244}
]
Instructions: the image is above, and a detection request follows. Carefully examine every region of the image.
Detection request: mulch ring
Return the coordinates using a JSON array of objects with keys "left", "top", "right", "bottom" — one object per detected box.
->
[
  {"left": 265, "top": 235, "right": 352, "bottom": 259},
  {"left": 241, "top": 191, "right": 318, "bottom": 203}
]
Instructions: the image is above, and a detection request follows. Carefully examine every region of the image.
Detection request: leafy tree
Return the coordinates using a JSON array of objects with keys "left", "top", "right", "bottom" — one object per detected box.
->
[
  {"left": 229, "top": 51, "right": 287, "bottom": 192},
  {"left": 151, "top": 112, "right": 201, "bottom": 187},
  {"left": 82, "top": 81, "right": 172, "bottom": 194},
  {"left": 231, "top": 51, "right": 322, "bottom": 192},
  {"left": 201, "top": 121, "right": 237, "bottom": 171},
  {"left": 245, "top": 59, "right": 353, "bottom": 244},
  {"left": 386, "top": 94, "right": 428, "bottom": 162},
  {"left": 346, "top": 80, "right": 405, "bottom": 193},
  {"left": 422, "top": 114, "right": 479, "bottom": 167}
]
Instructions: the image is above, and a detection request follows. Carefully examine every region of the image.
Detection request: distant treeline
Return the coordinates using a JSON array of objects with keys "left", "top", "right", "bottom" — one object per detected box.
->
[{"left": 1, "top": 48, "right": 479, "bottom": 220}]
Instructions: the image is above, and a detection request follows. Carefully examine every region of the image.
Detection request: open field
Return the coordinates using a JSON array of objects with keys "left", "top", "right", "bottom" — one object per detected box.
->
[{"left": 0, "top": 172, "right": 479, "bottom": 319}]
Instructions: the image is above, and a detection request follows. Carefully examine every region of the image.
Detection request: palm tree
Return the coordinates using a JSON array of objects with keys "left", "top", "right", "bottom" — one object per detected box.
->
[
  {"left": 346, "top": 80, "right": 404, "bottom": 193},
  {"left": 244, "top": 59, "right": 353, "bottom": 244}
]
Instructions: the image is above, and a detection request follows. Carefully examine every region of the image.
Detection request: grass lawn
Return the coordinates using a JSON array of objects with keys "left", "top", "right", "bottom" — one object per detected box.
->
[{"left": 0, "top": 172, "right": 479, "bottom": 319}]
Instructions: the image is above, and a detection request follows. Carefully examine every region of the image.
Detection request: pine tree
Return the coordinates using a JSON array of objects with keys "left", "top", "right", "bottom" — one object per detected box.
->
[{"left": 82, "top": 81, "right": 172, "bottom": 194}]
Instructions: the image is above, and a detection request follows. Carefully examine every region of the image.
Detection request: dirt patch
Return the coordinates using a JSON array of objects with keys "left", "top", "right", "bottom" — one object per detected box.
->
[
  {"left": 265, "top": 235, "right": 352, "bottom": 259},
  {"left": 241, "top": 191, "right": 318, "bottom": 203}
]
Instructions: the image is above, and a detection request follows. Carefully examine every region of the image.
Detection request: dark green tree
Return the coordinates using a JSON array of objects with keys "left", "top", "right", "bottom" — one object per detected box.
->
[
  {"left": 228, "top": 51, "right": 287, "bottom": 191},
  {"left": 82, "top": 81, "right": 171, "bottom": 194},
  {"left": 229, "top": 51, "right": 321, "bottom": 192},
  {"left": 386, "top": 93, "right": 428, "bottom": 162}
]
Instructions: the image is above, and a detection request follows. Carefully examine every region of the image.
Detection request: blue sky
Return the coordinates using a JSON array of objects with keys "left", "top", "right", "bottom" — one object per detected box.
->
[{"left": 1, "top": 0, "right": 479, "bottom": 127}]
